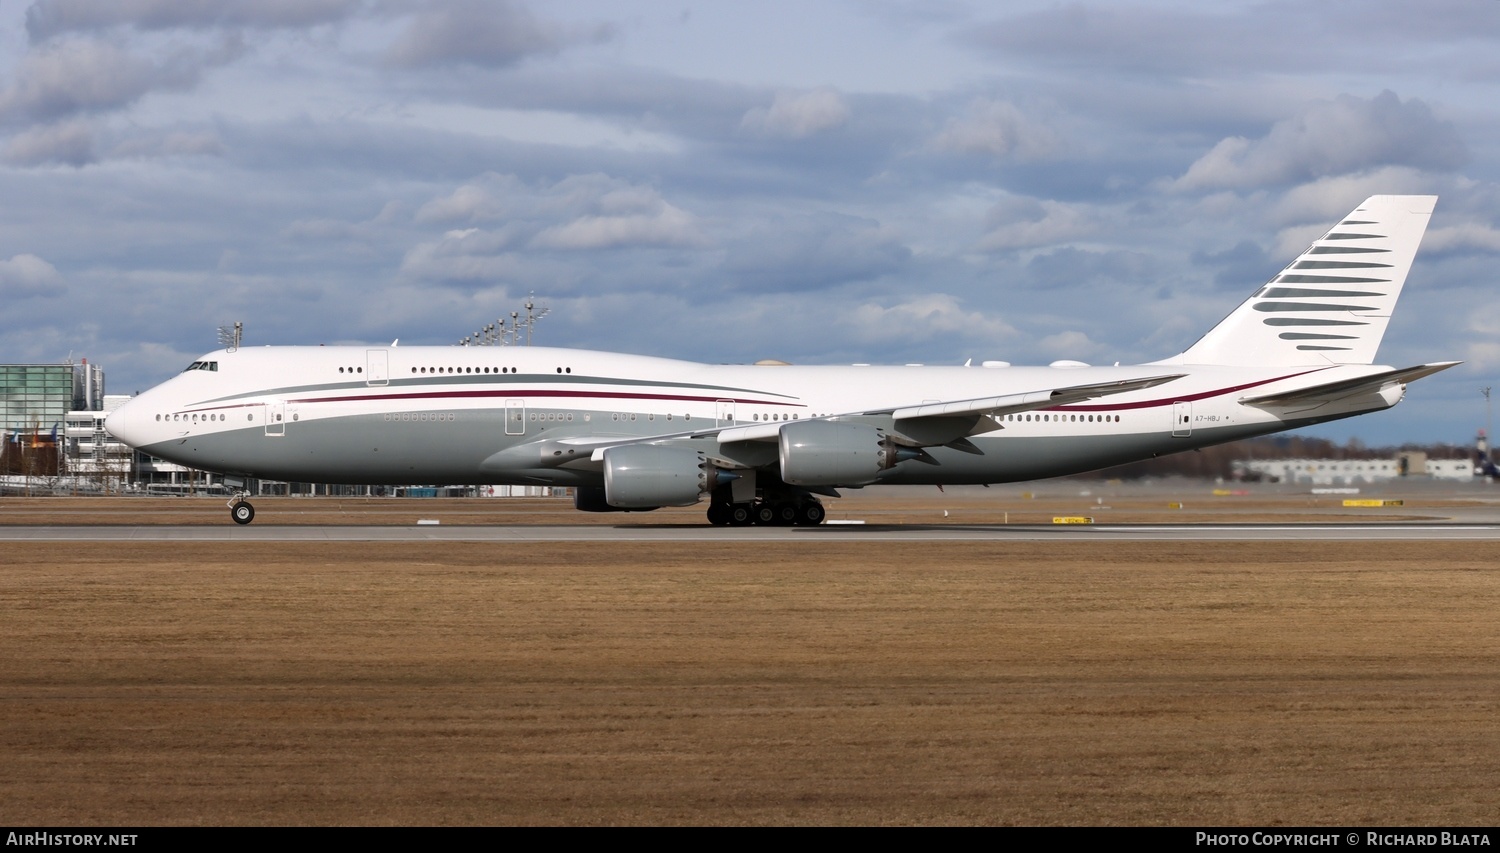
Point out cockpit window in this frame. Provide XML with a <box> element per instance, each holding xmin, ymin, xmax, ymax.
<box><xmin>183</xmin><ymin>361</ymin><xmax>219</xmax><ymax>372</ymax></box>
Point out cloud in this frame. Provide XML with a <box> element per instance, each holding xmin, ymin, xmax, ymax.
<box><xmin>724</xmin><ymin>213</ymin><xmax>910</xmax><ymax>292</ymax></box>
<box><xmin>740</xmin><ymin>88</ymin><xmax>851</xmax><ymax>138</ymax></box>
<box><xmin>1171</xmin><ymin>91</ymin><xmax>1467</xmax><ymax>192</ymax></box>
<box><xmin>975</xmin><ymin>196</ymin><xmax>1090</xmax><ymax>251</ymax></box>
<box><xmin>384</xmin><ymin>0</ymin><xmax>611</xmax><ymax>69</ymax></box>
<box><xmin>397</xmin><ymin>173</ymin><xmax>708</xmax><ymax>286</ymax></box>
<box><xmin>530</xmin><ymin>201</ymin><xmax>703</xmax><ymax>250</ymax></box>
<box><xmin>1424</xmin><ymin>223</ymin><xmax>1500</xmax><ymax>254</ymax></box>
<box><xmin>965</xmin><ymin>2</ymin><xmax>1500</xmax><ymax>79</ymax></box>
<box><xmin>1461</xmin><ymin>340</ymin><xmax>1500</xmax><ymax>372</ymax></box>
<box><xmin>1022</xmin><ymin>246</ymin><xmax>1161</xmax><ymax>292</ymax></box>
<box><xmin>0</xmin><ymin>37</ymin><xmax>232</xmax><ymax>124</ymax></box>
<box><xmin>397</xmin><ymin>229</ymin><xmax>526</xmax><ymax>285</ymax></box>
<box><xmin>932</xmin><ymin>98</ymin><xmax>1060</xmax><ymax>162</ymax></box>
<box><xmin>1036</xmin><ymin>329</ymin><xmax>1097</xmax><ymax>360</ymax></box>
<box><xmin>108</xmin><ymin>129</ymin><xmax>225</xmax><ymax>159</ymax></box>
<box><xmin>1190</xmin><ymin>239</ymin><xmax>1276</xmax><ymax>293</ymax></box>
<box><xmin>0</xmin><ymin>39</ymin><xmax>165</xmax><ymax>122</ymax></box>
<box><xmin>24</xmin><ymin>0</ymin><xmax>363</xmax><ymax>40</ymax></box>
<box><xmin>414</xmin><ymin>173</ymin><xmax>707</xmax><ymax>252</ymax></box>
<box><xmin>1</xmin><ymin>119</ymin><xmax>94</xmax><ymax>166</ymax></box>
<box><xmin>414</xmin><ymin>173</ymin><xmax>529</xmax><ymax>224</ymax></box>
<box><xmin>0</xmin><ymin>254</ymin><xmax>66</xmax><ymax>297</ymax></box>
<box><xmin>847</xmin><ymin>294</ymin><xmax>1016</xmax><ymax>345</ymax></box>
<box><xmin>529</xmin><ymin>179</ymin><xmax>706</xmax><ymax>250</ymax></box>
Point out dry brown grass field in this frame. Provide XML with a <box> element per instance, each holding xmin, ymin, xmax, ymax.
<box><xmin>2</xmin><ymin>495</ymin><xmax>1499</xmax><ymax>825</ymax></box>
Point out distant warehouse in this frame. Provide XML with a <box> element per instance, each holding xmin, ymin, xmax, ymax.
<box><xmin>1235</xmin><ymin>453</ymin><xmax>1475</xmax><ymax>485</ymax></box>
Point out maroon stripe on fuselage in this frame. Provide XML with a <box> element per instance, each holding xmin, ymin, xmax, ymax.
<box><xmin>286</xmin><ymin>388</ymin><xmax>808</xmax><ymax>408</ymax></box>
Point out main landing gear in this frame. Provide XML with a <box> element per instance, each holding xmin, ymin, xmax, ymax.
<box><xmin>706</xmin><ymin>498</ymin><xmax>826</xmax><ymax>526</ymax></box>
<box><xmin>228</xmin><ymin>494</ymin><xmax>255</xmax><ymax>525</ymax></box>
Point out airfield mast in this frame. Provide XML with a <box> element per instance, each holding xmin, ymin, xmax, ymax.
<box><xmin>459</xmin><ymin>295</ymin><xmax>549</xmax><ymax>347</ymax></box>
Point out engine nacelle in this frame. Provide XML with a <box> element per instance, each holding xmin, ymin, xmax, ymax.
<box><xmin>602</xmin><ymin>444</ymin><xmax>717</xmax><ymax>508</ymax></box>
<box><xmin>574</xmin><ymin>485</ymin><xmax>657</xmax><ymax>513</ymax></box>
<box><xmin>778</xmin><ymin>420</ymin><xmax>910</xmax><ymax>486</ymax></box>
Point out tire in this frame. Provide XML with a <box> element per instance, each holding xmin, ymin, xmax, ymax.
<box><xmin>753</xmin><ymin>503</ymin><xmax>776</xmax><ymax>525</ymax></box>
<box><xmin>796</xmin><ymin>502</ymin><xmax>826</xmax><ymax>526</ymax></box>
<box><xmin>772</xmin><ymin>502</ymin><xmax>799</xmax><ymax>526</ymax></box>
<box><xmin>706</xmin><ymin>503</ymin><xmax>730</xmax><ymax>526</ymax></box>
<box><xmin>728</xmin><ymin>504</ymin><xmax>754</xmax><ymax>526</ymax></box>
<box><xmin>231</xmin><ymin>502</ymin><xmax>255</xmax><ymax>525</ymax></box>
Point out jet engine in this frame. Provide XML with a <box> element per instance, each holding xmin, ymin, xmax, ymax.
<box><xmin>574</xmin><ymin>486</ymin><xmax>653</xmax><ymax>513</ymax></box>
<box><xmin>602</xmin><ymin>444</ymin><xmax>729</xmax><ymax>509</ymax></box>
<box><xmin>778</xmin><ymin>420</ymin><xmax>923</xmax><ymax>486</ymax></box>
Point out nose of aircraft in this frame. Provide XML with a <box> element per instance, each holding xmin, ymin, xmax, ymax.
<box><xmin>104</xmin><ymin>401</ymin><xmax>141</xmax><ymax>447</ymax></box>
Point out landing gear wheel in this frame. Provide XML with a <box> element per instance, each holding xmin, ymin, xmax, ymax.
<box><xmin>771</xmin><ymin>502</ymin><xmax>799</xmax><ymax>526</ymax></box>
<box><xmin>706</xmin><ymin>503</ymin><xmax>731</xmax><ymax>526</ymax></box>
<box><xmin>230</xmin><ymin>501</ymin><xmax>255</xmax><ymax>525</ymax></box>
<box><xmin>796</xmin><ymin>502</ymin><xmax>826</xmax><ymax>526</ymax></box>
<box><xmin>753</xmin><ymin>503</ymin><xmax>777</xmax><ymax>525</ymax></box>
<box><xmin>728</xmin><ymin>504</ymin><xmax>754</xmax><ymax>526</ymax></box>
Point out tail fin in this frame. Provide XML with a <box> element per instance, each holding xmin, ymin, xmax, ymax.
<box><xmin>1172</xmin><ymin>195</ymin><xmax>1437</xmax><ymax>367</ymax></box>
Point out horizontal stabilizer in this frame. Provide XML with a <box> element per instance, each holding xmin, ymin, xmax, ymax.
<box><xmin>1239</xmin><ymin>361</ymin><xmax>1460</xmax><ymax>407</ymax></box>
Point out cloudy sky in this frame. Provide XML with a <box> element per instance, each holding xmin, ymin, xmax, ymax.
<box><xmin>2</xmin><ymin>0</ymin><xmax>1499</xmax><ymax>445</ymax></box>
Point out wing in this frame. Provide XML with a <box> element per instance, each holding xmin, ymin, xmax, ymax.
<box><xmin>717</xmin><ymin>372</ymin><xmax>1184</xmax><ymax>450</ymax></box>
<box><xmin>478</xmin><ymin>372</ymin><xmax>1185</xmax><ymax>475</ymax></box>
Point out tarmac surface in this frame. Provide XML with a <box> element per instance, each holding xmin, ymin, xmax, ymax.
<box><xmin>5</xmin><ymin>478</ymin><xmax>1500</xmax><ymax>539</ymax></box>
<box><xmin>6</xmin><ymin>521</ymin><xmax>1500</xmax><ymax>540</ymax></box>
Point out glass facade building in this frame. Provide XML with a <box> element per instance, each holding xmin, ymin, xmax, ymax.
<box><xmin>1</xmin><ymin>363</ymin><xmax>95</xmax><ymax>436</ymax></box>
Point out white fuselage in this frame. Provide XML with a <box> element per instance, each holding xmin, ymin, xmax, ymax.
<box><xmin>104</xmin><ymin>344</ymin><xmax>1403</xmax><ymax>489</ymax></box>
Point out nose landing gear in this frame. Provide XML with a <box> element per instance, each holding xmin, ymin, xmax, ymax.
<box><xmin>228</xmin><ymin>494</ymin><xmax>255</xmax><ymax>525</ymax></box>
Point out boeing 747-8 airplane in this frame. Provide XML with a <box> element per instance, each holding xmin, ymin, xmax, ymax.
<box><xmin>105</xmin><ymin>195</ymin><xmax>1456</xmax><ymax>525</ymax></box>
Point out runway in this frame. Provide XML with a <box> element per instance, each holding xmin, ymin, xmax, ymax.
<box><xmin>8</xmin><ymin>521</ymin><xmax>1500</xmax><ymax>541</ymax></box>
